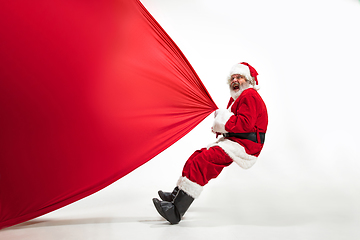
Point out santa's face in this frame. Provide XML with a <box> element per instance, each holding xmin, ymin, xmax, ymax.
<box><xmin>230</xmin><ymin>74</ymin><xmax>246</xmax><ymax>93</ymax></box>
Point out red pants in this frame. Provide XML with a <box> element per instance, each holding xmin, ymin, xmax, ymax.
<box><xmin>182</xmin><ymin>146</ymin><xmax>233</xmax><ymax>186</ymax></box>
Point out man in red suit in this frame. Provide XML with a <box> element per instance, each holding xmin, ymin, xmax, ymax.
<box><xmin>153</xmin><ymin>62</ymin><xmax>268</xmax><ymax>224</ymax></box>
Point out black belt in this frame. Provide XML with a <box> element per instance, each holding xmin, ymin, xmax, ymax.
<box><xmin>223</xmin><ymin>132</ymin><xmax>265</xmax><ymax>144</ymax></box>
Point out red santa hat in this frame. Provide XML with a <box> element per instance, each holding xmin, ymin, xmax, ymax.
<box><xmin>227</xmin><ymin>62</ymin><xmax>259</xmax><ymax>87</ymax></box>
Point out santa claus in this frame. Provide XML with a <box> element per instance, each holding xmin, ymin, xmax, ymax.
<box><xmin>153</xmin><ymin>62</ymin><xmax>268</xmax><ymax>224</ymax></box>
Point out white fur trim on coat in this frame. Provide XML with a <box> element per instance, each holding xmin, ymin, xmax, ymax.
<box><xmin>177</xmin><ymin>176</ymin><xmax>203</xmax><ymax>199</ymax></box>
<box><xmin>207</xmin><ymin>137</ymin><xmax>257</xmax><ymax>169</ymax></box>
<box><xmin>212</xmin><ymin>108</ymin><xmax>233</xmax><ymax>133</ymax></box>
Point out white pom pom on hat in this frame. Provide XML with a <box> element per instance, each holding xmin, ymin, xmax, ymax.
<box><xmin>227</xmin><ymin>62</ymin><xmax>259</xmax><ymax>87</ymax></box>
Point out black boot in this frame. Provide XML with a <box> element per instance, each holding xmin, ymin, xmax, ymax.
<box><xmin>158</xmin><ymin>186</ymin><xmax>179</xmax><ymax>202</ymax></box>
<box><xmin>153</xmin><ymin>189</ymin><xmax>194</xmax><ymax>224</ymax></box>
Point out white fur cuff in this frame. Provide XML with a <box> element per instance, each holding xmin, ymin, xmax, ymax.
<box><xmin>212</xmin><ymin>108</ymin><xmax>233</xmax><ymax>133</ymax></box>
<box><xmin>208</xmin><ymin>138</ymin><xmax>258</xmax><ymax>169</ymax></box>
<box><xmin>177</xmin><ymin>176</ymin><xmax>203</xmax><ymax>199</ymax></box>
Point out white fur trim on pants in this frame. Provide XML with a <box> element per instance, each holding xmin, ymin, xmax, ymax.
<box><xmin>207</xmin><ymin>137</ymin><xmax>257</xmax><ymax>169</ymax></box>
<box><xmin>177</xmin><ymin>176</ymin><xmax>203</xmax><ymax>199</ymax></box>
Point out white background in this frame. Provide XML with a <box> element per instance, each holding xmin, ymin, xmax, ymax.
<box><xmin>2</xmin><ymin>0</ymin><xmax>360</xmax><ymax>239</ymax></box>
<box><xmin>140</xmin><ymin>0</ymin><xmax>360</xmax><ymax>187</ymax></box>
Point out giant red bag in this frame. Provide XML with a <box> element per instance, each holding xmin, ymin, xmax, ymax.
<box><xmin>0</xmin><ymin>0</ymin><xmax>217</xmax><ymax>229</ymax></box>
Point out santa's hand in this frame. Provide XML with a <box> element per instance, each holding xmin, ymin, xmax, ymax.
<box><xmin>211</xmin><ymin>127</ymin><xmax>221</xmax><ymax>138</ymax></box>
<box><xmin>214</xmin><ymin>108</ymin><xmax>223</xmax><ymax>118</ymax></box>
<box><xmin>212</xmin><ymin>108</ymin><xmax>234</xmax><ymax>133</ymax></box>
<box><xmin>211</xmin><ymin>127</ymin><xmax>217</xmax><ymax>134</ymax></box>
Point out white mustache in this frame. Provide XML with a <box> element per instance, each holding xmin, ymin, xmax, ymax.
<box><xmin>231</xmin><ymin>82</ymin><xmax>240</xmax><ymax>88</ymax></box>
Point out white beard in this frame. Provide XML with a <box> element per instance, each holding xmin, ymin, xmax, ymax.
<box><xmin>230</xmin><ymin>81</ymin><xmax>252</xmax><ymax>100</ymax></box>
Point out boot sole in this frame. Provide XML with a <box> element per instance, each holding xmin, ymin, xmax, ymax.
<box><xmin>152</xmin><ymin>198</ymin><xmax>180</xmax><ymax>224</ymax></box>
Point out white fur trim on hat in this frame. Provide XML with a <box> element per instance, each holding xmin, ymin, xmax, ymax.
<box><xmin>227</xmin><ymin>63</ymin><xmax>252</xmax><ymax>84</ymax></box>
<box><xmin>177</xmin><ymin>176</ymin><xmax>203</xmax><ymax>199</ymax></box>
<box><xmin>207</xmin><ymin>137</ymin><xmax>258</xmax><ymax>169</ymax></box>
<box><xmin>212</xmin><ymin>108</ymin><xmax>234</xmax><ymax>133</ymax></box>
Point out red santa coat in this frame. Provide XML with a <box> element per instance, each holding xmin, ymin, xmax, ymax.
<box><xmin>210</xmin><ymin>88</ymin><xmax>268</xmax><ymax>169</ymax></box>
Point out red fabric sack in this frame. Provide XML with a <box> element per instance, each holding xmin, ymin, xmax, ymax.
<box><xmin>0</xmin><ymin>0</ymin><xmax>217</xmax><ymax>229</ymax></box>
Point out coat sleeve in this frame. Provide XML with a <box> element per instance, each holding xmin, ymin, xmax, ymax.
<box><xmin>225</xmin><ymin>93</ymin><xmax>257</xmax><ymax>133</ymax></box>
